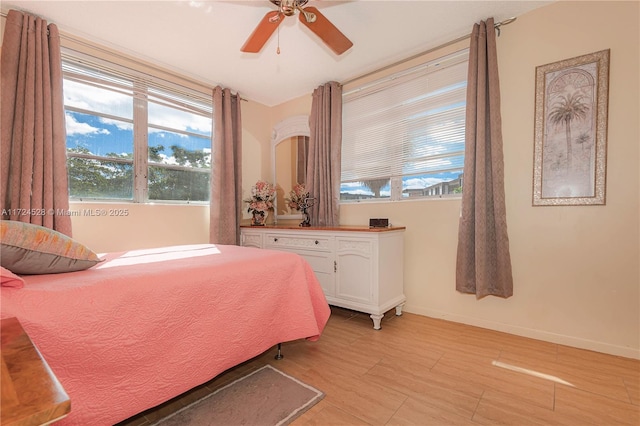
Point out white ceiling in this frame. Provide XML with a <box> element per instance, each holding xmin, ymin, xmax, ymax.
<box><xmin>2</xmin><ymin>0</ymin><xmax>551</xmax><ymax>106</ymax></box>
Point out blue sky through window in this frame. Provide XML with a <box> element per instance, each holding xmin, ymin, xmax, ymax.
<box><xmin>66</xmin><ymin>111</ymin><xmax>211</xmax><ymax>165</ymax></box>
<box><xmin>66</xmin><ymin>111</ymin><xmax>133</xmax><ymax>157</ymax></box>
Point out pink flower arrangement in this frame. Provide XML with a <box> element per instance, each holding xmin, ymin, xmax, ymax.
<box><xmin>285</xmin><ymin>183</ymin><xmax>309</xmax><ymax>211</ymax></box>
<box><xmin>244</xmin><ymin>180</ymin><xmax>276</xmax><ymax>213</ymax></box>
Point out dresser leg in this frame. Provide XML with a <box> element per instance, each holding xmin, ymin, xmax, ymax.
<box><xmin>370</xmin><ymin>314</ymin><xmax>384</xmax><ymax>330</ymax></box>
<box><xmin>395</xmin><ymin>303</ymin><xmax>405</xmax><ymax>316</ymax></box>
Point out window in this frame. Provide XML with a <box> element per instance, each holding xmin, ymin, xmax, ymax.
<box><xmin>62</xmin><ymin>51</ymin><xmax>212</xmax><ymax>203</ymax></box>
<box><xmin>341</xmin><ymin>49</ymin><xmax>468</xmax><ymax>201</ymax></box>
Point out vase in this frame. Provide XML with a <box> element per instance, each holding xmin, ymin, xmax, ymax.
<box><xmin>251</xmin><ymin>210</ymin><xmax>267</xmax><ymax>226</ymax></box>
<box><xmin>300</xmin><ymin>207</ymin><xmax>311</xmax><ymax>227</ymax></box>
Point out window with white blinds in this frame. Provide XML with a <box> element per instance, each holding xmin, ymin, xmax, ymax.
<box><xmin>61</xmin><ymin>48</ymin><xmax>213</xmax><ymax>203</ymax></box>
<box><xmin>341</xmin><ymin>49</ymin><xmax>469</xmax><ymax>201</ymax></box>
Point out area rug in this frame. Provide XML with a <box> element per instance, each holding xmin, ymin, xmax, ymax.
<box><xmin>153</xmin><ymin>365</ymin><xmax>324</xmax><ymax>426</ymax></box>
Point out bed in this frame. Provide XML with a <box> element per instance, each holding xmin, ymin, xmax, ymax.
<box><xmin>0</xmin><ymin>242</ymin><xmax>331</xmax><ymax>425</ymax></box>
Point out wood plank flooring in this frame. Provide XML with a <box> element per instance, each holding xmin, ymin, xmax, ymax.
<box><xmin>117</xmin><ymin>307</ymin><xmax>640</xmax><ymax>425</ymax></box>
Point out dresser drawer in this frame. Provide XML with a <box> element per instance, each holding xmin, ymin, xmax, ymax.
<box><xmin>241</xmin><ymin>232</ymin><xmax>262</xmax><ymax>248</ymax></box>
<box><xmin>264</xmin><ymin>233</ymin><xmax>332</xmax><ymax>252</ymax></box>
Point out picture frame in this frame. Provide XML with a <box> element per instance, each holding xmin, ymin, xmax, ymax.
<box><xmin>532</xmin><ymin>49</ymin><xmax>610</xmax><ymax>206</ymax></box>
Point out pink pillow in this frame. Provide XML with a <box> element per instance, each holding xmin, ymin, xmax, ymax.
<box><xmin>1</xmin><ymin>266</ymin><xmax>24</xmax><ymax>288</ymax></box>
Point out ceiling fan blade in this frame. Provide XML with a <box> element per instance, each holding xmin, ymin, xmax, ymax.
<box><xmin>241</xmin><ymin>11</ymin><xmax>284</xmax><ymax>53</ymax></box>
<box><xmin>298</xmin><ymin>6</ymin><xmax>353</xmax><ymax>55</ymax></box>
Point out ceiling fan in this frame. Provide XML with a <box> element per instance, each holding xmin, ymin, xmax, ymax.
<box><xmin>241</xmin><ymin>0</ymin><xmax>353</xmax><ymax>55</ymax></box>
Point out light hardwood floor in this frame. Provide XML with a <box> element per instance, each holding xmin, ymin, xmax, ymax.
<box><xmin>118</xmin><ymin>306</ymin><xmax>640</xmax><ymax>425</ymax></box>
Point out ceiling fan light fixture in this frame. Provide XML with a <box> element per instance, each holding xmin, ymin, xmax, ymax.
<box><xmin>299</xmin><ymin>8</ymin><xmax>317</xmax><ymax>23</ymax></box>
<box><xmin>271</xmin><ymin>0</ymin><xmax>308</xmax><ymax>16</ymax></box>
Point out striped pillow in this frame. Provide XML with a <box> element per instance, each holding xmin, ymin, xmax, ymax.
<box><xmin>0</xmin><ymin>220</ymin><xmax>103</xmax><ymax>275</ymax></box>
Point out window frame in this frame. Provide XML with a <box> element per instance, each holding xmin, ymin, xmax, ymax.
<box><xmin>61</xmin><ymin>45</ymin><xmax>213</xmax><ymax>205</ymax></box>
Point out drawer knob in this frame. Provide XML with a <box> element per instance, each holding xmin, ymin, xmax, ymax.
<box><xmin>315</xmin><ymin>240</ymin><xmax>319</xmax><ymax>245</ymax></box>
<box><xmin>274</xmin><ymin>238</ymin><xmax>278</xmax><ymax>242</ymax></box>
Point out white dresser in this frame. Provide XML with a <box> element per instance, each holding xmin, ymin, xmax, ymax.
<box><xmin>240</xmin><ymin>225</ymin><xmax>405</xmax><ymax>329</ymax></box>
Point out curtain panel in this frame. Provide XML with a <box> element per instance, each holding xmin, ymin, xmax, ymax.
<box><xmin>1</xmin><ymin>9</ymin><xmax>72</xmax><ymax>235</ymax></box>
<box><xmin>209</xmin><ymin>86</ymin><xmax>242</xmax><ymax>245</ymax></box>
<box><xmin>455</xmin><ymin>18</ymin><xmax>513</xmax><ymax>299</ymax></box>
<box><xmin>306</xmin><ymin>81</ymin><xmax>342</xmax><ymax>227</ymax></box>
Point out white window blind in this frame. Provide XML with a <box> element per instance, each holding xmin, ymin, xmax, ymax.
<box><xmin>61</xmin><ymin>48</ymin><xmax>213</xmax><ymax>114</ymax></box>
<box><xmin>341</xmin><ymin>49</ymin><xmax>469</xmax><ymax>200</ymax></box>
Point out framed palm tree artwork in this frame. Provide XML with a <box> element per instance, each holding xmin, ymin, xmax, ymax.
<box><xmin>533</xmin><ymin>49</ymin><xmax>610</xmax><ymax>206</ymax></box>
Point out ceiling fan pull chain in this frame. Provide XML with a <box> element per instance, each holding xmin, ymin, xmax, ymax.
<box><xmin>277</xmin><ymin>25</ymin><xmax>281</xmax><ymax>54</ymax></box>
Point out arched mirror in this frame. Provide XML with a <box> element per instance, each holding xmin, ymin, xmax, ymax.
<box><xmin>271</xmin><ymin>115</ymin><xmax>310</xmax><ymax>221</ymax></box>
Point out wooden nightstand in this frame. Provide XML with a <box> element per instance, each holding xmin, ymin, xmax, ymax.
<box><xmin>1</xmin><ymin>317</ymin><xmax>70</xmax><ymax>425</ymax></box>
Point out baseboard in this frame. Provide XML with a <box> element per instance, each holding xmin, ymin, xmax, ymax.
<box><xmin>404</xmin><ymin>305</ymin><xmax>640</xmax><ymax>360</ymax></box>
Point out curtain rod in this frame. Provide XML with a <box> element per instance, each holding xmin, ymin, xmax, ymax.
<box><xmin>341</xmin><ymin>17</ymin><xmax>516</xmax><ymax>87</ymax></box>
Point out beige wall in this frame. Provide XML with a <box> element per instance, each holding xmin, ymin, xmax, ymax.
<box><xmin>68</xmin><ymin>202</ymin><xmax>209</xmax><ymax>253</ymax></box>
<box><xmin>241</xmin><ymin>99</ymin><xmax>273</xmax><ymax>211</ymax></box>
<box><xmin>68</xmin><ymin>1</ymin><xmax>638</xmax><ymax>357</ymax></box>
<box><xmin>339</xmin><ymin>0</ymin><xmax>639</xmax><ymax>358</ymax></box>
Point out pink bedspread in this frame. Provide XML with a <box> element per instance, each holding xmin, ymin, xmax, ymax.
<box><xmin>0</xmin><ymin>244</ymin><xmax>330</xmax><ymax>425</ymax></box>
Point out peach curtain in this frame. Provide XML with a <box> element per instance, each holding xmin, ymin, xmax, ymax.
<box><xmin>456</xmin><ymin>18</ymin><xmax>513</xmax><ymax>299</ymax></box>
<box><xmin>209</xmin><ymin>86</ymin><xmax>242</xmax><ymax>245</ymax></box>
<box><xmin>306</xmin><ymin>81</ymin><xmax>342</xmax><ymax>226</ymax></box>
<box><xmin>1</xmin><ymin>10</ymin><xmax>72</xmax><ymax>235</ymax></box>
